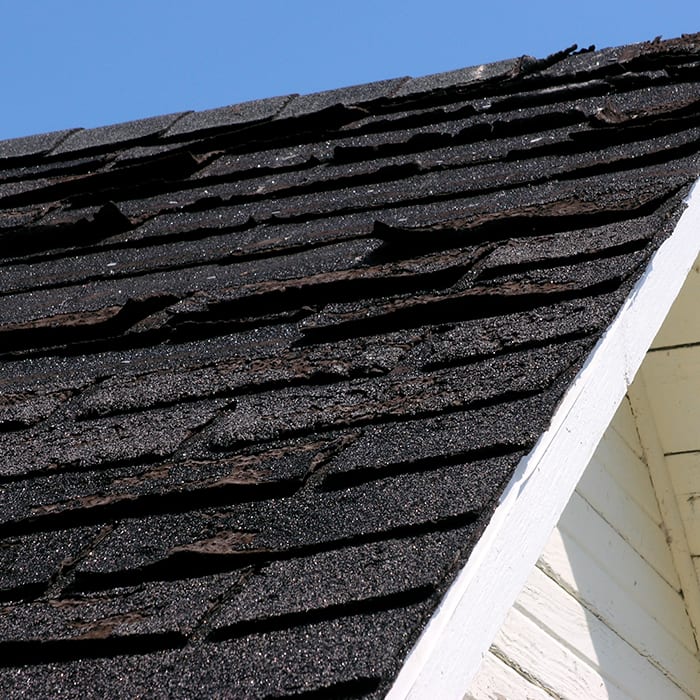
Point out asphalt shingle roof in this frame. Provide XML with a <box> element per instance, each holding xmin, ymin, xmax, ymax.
<box><xmin>0</xmin><ymin>33</ymin><xmax>699</xmax><ymax>699</ymax></box>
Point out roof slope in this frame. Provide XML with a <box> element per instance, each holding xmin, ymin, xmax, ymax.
<box><xmin>0</xmin><ymin>34</ymin><xmax>699</xmax><ymax>699</ymax></box>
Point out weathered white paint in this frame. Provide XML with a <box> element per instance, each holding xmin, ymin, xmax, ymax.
<box><xmin>490</xmin><ymin>606</ymin><xmax>629</xmax><ymax>700</ymax></box>
<box><xmin>665</xmin><ymin>452</ymin><xmax>700</xmax><ymax>497</ymax></box>
<box><xmin>628</xmin><ymin>374</ymin><xmax>700</xmax><ymax>647</ymax></box>
<box><xmin>650</xmin><ymin>257</ymin><xmax>700</xmax><ymax>349</ymax></box>
<box><xmin>549</xmin><ymin>496</ymin><xmax>694</xmax><ymax>652</ymax></box>
<box><xmin>465</xmin><ymin>651</ymin><xmax>552</xmax><ymax>700</ymax></box>
<box><xmin>665</xmin><ymin>451</ymin><xmax>700</xmax><ymax>556</ymax></box>
<box><xmin>468</xmin><ymin>405</ymin><xmax>700</xmax><ymax>699</ymax></box>
<box><xmin>612</xmin><ymin>395</ymin><xmax>645</xmax><ymax>460</ymax></box>
<box><xmin>642</xmin><ymin>345</ymin><xmax>700</xmax><ymax>454</ymax></box>
<box><xmin>512</xmin><ymin>568</ymin><xmax>688</xmax><ymax>700</ymax></box>
<box><xmin>586</xmin><ymin>419</ymin><xmax>662</xmax><ymax>525</ymax></box>
<box><xmin>576</xmin><ymin>452</ymin><xmax>679</xmax><ymax>589</ymax></box>
<box><xmin>387</xmin><ymin>179</ymin><xmax>700</xmax><ymax>700</ymax></box>
<box><xmin>632</xmin><ymin>250</ymin><xmax>700</xmax><ymax>644</ymax></box>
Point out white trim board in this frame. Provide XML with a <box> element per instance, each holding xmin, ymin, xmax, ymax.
<box><xmin>386</xmin><ymin>178</ymin><xmax>700</xmax><ymax>700</ymax></box>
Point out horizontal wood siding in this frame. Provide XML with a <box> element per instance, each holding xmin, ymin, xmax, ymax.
<box><xmin>639</xmin><ymin>253</ymin><xmax>700</xmax><ymax>644</ymax></box>
<box><xmin>465</xmin><ymin>652</ymin><xmax>552</xmax><ymax>700</ymax></box>
<box><xmin>643</xmin><ymin>346</ymin><xmax>700</xmax><ymax>454</ymax></box>
<box><xmin>650</xmin><ymin>260</ymin><xmax>700</xmax><ymax>350</ymax></box>
<box><xmin>467</xmin><ymin>399</ymin><xmax>700</xmax><ymax>699</ymax></box>
<box><xmin>664</xmin><ymin>452</ymin><xmax>700</xmax><ymax>556</ymax></box>
<box><xmin>661</xmin><ymin>450</ymin><xmax>700</xmax><ymax>611</ymax></box>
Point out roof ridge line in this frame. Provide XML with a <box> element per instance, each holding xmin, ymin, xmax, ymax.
<box><xmin>1</xmin><ymin>32</ymin><xmax>696</xmax><ymax>163</ymax></box>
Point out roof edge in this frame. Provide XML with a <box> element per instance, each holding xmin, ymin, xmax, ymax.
<box><xmin>386</xmin><ymin>176</ymin><xmax>700</xmax><ymax>700</ymax></box>
<box><xmin>2</xmin><ymin>33</ymin><xmax>698</xmax><ymax>160</ymax></box>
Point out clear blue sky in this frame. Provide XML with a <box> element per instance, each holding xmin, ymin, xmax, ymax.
<box><xmin>0</xmin><ymin>1</ymin><xmax>697</xmax><ymax>140</ymax></box>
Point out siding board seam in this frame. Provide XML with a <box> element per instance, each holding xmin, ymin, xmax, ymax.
<box><xmin>628</xmin><ymin>374</ymin><xmax>700</xmax><ymax>656</ymax></box>
<box><xmin>573</xmin><ymin>485</ymin><xmax>680</xmax><ymax>591</ymax></box>
<box><xmin>532</xmin><ymin>557</ymin><xmax>693</xmax><ymax>696</ymax></box>
<box><xmin>510</xmin><ymin>596</ymin><xmax>623</xmax><ymax>681</ymax></box>
<box><xmin>601</xmin><ymin>428</ymin><xmax>665</xmax><ymax>525</ymax></box>
<box><xmin>488</xmin><ymin>643</ymin><xmax>565</xmax><ymax>700</ymax></box>
<box><xmin>550</xmin><ymin>500</ymin><xmax>689</xmax><ymax>640</ymax></box>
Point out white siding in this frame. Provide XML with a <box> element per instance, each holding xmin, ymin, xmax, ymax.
<box><xmin>641</xmin><ymin>252</ymin><xmax>700</xmax><ymax>638</ymax></box>
<box><xmin>644</xmin><ymin>346</ymin><xmax>700</xmax><ymax>574</ymax></box>
<box><xmin>467</xmin><ymin>398</ymin><xmax>700</xmax><ymax>699</ymax></box>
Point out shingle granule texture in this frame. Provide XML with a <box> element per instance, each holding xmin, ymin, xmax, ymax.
<box><xmin>0</xmin><ymin>33</ymin><xmax>699</xmax><ymax>699</ymax></box>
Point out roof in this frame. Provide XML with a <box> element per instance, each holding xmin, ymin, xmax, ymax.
<box><xmin>0</xmin><ymin>33</ymin><xmax>699</xmax><ymax>699</ymax></box>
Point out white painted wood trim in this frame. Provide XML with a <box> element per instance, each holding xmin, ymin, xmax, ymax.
<box><xmin>386</xmin><ymin>179</ymin><xmax>700</xmax><ymax>700</ymax></box>
<box><xmin>627</xmin><ymin>372</ymin><xmax>700</xmax><ymax>650</ymax></box>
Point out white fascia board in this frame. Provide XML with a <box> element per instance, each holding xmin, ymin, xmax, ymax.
<box><xmin>387</xmin><ymin>179</ymin><xmax>700</xmax><ymax>700</ymax></box>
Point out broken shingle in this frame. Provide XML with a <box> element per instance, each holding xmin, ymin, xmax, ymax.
<box><xmin>0</xmin><ymin>32</ymin><xmax>698</xmax><ymax>700</ymax></box>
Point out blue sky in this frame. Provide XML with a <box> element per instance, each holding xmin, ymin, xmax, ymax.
<box><xmin>0</xmin><ymin>1</ymin><xmax>697</xmax><ymax>140</ymax></box>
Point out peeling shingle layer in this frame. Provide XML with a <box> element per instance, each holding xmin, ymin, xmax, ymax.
<box><xmin>0</xmin><ymin>34</ymin><xmax>699</xmax><ymax>699</ymax></box>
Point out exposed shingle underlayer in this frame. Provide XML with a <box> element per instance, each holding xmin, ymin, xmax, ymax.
<box><xmin>0</xmin><ymin>34</ymin><xmax>699</xmax><ymax>699</ymax></box>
